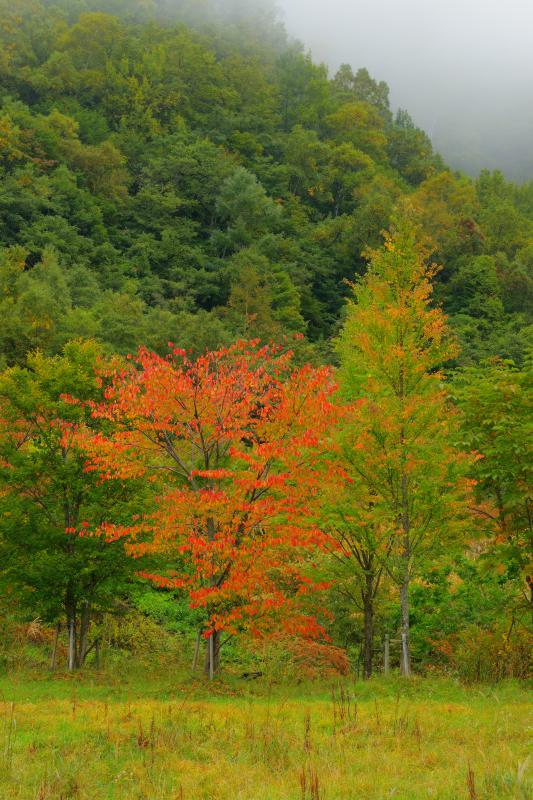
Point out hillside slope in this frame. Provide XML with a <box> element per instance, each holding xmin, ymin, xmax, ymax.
<box><xmin>0</xmin><ymin>0</ymin><xmax>531</xmax><ymax>367</ymax></box>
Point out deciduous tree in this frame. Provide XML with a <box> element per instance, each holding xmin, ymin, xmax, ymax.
<box><xmin>453</xmin><ymin>357</ymin><xmax>532</xmax><ymax>619</ymax></box>
<box><xmin>77</xmin><ymin>340</ymin><xmax>341</xmax><ymax>676</ymax></box>
<box><xmin>335</xmin><ymin>216</ymin><xmax>471</xmax><ymax>674</ymax></box>
<box><xmin>0</xmin><ymin>340</ymin><xmax>141</xmax><ymax>669</ymax></box>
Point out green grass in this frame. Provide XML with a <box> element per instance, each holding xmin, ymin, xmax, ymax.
<box><xmin>0</xmin><ymin>669</ymin><xmax>530</xmax><ymax>799</ymax></box>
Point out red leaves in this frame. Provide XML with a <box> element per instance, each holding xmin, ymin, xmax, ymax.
<box><xmin>78</xmin><ymin>340</ymin><xmax>343</xmax><ymax>639</ymax></box>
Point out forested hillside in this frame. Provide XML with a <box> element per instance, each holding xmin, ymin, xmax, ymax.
<box><xmin>1</xmin><ymin>0</ymin><xmax>531</xmax><ymax>367</ymax></box>
<box><xmin>0</xmin><ymin>0</ymin><xmax>531</xmax><ymax>687</ymax></box>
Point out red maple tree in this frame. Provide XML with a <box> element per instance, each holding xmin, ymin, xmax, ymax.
<box><xmin>76</xmin><ymin>340</ymin><xmax>342</xmax><ymax>675</ymax></box>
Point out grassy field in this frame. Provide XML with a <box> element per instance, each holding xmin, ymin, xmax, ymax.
<box><xmin>0</xmin><ymin>670</ymin><xmax>530</xmax><ymax>800</ymax></box>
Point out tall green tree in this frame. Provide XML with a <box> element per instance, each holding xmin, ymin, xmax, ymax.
<box><xmin>0</xmin><ymin>340</ymin><xmax>143</xmax><ymax>669</ymax></box>
<box><xmin>322</xmin><ymin>475</ymin><xmax>394</xmax><ymax>679</ymax></box>
<box><xmin>335</xmin><ymin>217</ymin><xmax>470</xmax><ymax>674</ymax></box>
<box><xmin>453</xmin><ymin>357</ymin><xmax>533</xmax><ymax>619</ymax></box>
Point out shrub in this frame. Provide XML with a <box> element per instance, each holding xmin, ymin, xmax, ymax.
<box><xmin>447</xmin><ymin>622</ymin><xmax>531</xmax><ymax>682</ymax></box>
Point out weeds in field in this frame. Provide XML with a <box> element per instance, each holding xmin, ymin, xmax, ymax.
<box><xmin>467</xmin><ymin>762</ymin><xmax>478</xmax><ymax>799</ymax></box>
<box><xmin>0</xmin><ymin>675</ymin><xmax>529</xmax><ymax>799</ymax></box>
<box><xmin>299</xmin><ymin>765</ymin><xmax>322</xmax><ymax>800</ymax></box>
<box><xmin>1</xmin><ymin>701</ymin><xmax>16</xmax><ymax>773</ymax></box>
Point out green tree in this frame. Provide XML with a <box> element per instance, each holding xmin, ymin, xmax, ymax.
<box><xmin>325</xmin><ymin>102</ymin><xmax>387</xmax><ymax>162</ymax></box>
<box><xmin>332</xmin><ymin>65</ymin><xmax>391</xmax><ymax>122</ymax></box>
<box><xmin>0</xmin><ymin>340</ymin><xmax>143</xmax><ymax>669</ymax></box>
<box><xmin>335</xmin><ymin>218</ymin><xmax>470</xmax><ymax>674</ymax></box>
<box><xmin>453</xmin><ymin>358</ymin><xmax>533</xmax><ymax>620</ymax></box>
<box><xmin>214</xmin><ymin>166</ymin><xmax>281</xmax><ymax>252</ymax></box>
<box><xmin>276</xmin><ymin>49</ymin><xmax>329</xmax><ymax>132</ymax></box>
<box><xmin>225</xmin><ymin>248</ymin><xmax>305</xmax><ymax>339</ymax></box>
<box><xmin>388</xmin><ymin>109</ymin><xmax>439</xmax><ymax>186</ymax></box>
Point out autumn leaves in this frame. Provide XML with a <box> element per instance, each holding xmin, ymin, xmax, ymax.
<box><xmin>67</xmin><ymin>222</ymin><xmax>469</xmax><ymax>676</ymax></box>
<box><xmin>74</xmin><ymin>341</ymin><xmax>342</xmax><ymax>674</ymax></box>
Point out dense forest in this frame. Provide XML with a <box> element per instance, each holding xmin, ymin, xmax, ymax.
<box><xmin>0</xmin><ymin>0</ymin><xmax>531</xmax><ymax>682</ymax></box>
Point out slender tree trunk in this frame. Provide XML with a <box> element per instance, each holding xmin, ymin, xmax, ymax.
<box><xmin>64</xmin><ymin>493</ymin><xmax>78</xmax><ymax>671</ymax></box>
<box><xmin>399</xmin><ymin>547</ymin><xmax>411</xmax><ymax>676</ymax></box>
<box><xmin>77</xmin><ymin>600</ymin><xmax>91</xmax><ymax>668</ymax></box>
<box><xmin>213</xmin><ymin>631</ymin><xmax>220</xmax><ymax>674</ymax></box>
<box><xmin>50</xmin><ymin>622</ymin><xmax>61</xmax><ymax>671</ymax></box>
<box><xmin>204</xmin><ymin>630</ymin><xmax>221</xmax><ymax>679</ymax></box>
<box><xmin>192</xmin><ymin>630</ymin><xmax>201</xmax><ymax>673</ymax></box>
<box><xmin>67</xmin><ymin>611</ymin><xmax>77</xmax><ymax>672</ymax></box>
<box><xmin>362</xmin><ymin>572</ymin><xmax>374</xmax><ymax>679</ymax></box>
<box><xmin>397</xmin><ymin>362</ymin><xmax>413</xmax><ymax>676</ymax></box>
<box><xmin>399</xmin><ymin>461</ymin><xmax>412</xmax><ymax>676</ymax></box>
<box><xmin>204</xmin><ymin>514</ymin><xmax>222</xmax><ymax>679</ymax></box>
<box><xmin>384</xmin><ymin>634</ymin><xmax>390</xmax><ymax>675</ymax></box>
<box><xmin>527</xmin><ymin>575</ymin><xmax>533</xmax><ymax>627</ymax></box>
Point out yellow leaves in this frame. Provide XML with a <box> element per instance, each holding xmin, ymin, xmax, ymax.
<box><xmin>412</xmin><ymin>576</ymin><xmax>433</xmax><ymax>589</ymax></box>
<box><xmin>307</xmin><ymin>184</ymin><xmax>324</xmax><ymax>197</ymax></box>
<box><xmin>335</xmin><ymin>218</ymin><xmax>471</xmax><ymax>561</ymax></box>
<box><xmin>447</xmin><ymin>572</ymin><xmax>464</xmax><ymax>594</ymax></box>
<box><xmin>0</xmin><ymin>247</ymin><xmax>26</xmax><ymax>298</ymax></box>
<box><xmin>45</xmin><ymin>109</ymin><xmax>80</xmax><ymax>140</ymax></box>
<box><xmin>30</xmin><ymin>314</ymin><xmax>53</xmax><ymax>331</ymax></box>
<box><xmin>0</xmin><ymin>114</ymin><xmax>25</xmax><ymax>164</ymax></box>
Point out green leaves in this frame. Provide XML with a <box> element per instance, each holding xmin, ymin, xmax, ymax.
<box><xmin>0</xmin><ymin>341</ymin><xmax>143</xmax><ymax>629</ymax></box>
<box><xmin>453</xmin><ymin>358</ymin><xmax>532</xmax><ymax>580</ymax></box>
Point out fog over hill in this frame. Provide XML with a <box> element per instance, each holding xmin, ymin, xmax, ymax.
<box><xmin>278</xmin><ymin>0</ymin><xmax>533</xmax><ymax>182</ymax></box>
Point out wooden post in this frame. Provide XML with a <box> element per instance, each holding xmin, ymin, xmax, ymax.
<box><xmin>50</xmin><ymin>622</ymin><xmax>61</xmax><ymax>671</ymax></box>
<box><xmin>191</xmin><ymin>631</ymin><xmax>201</xmax><ymax>673</ymax></box>
<box><xmin>401</xmin><ymin>632</ymin><xmax>410</xmax><ymax>676</ymax></box>
<box><xmin>384</xmin><ymin>634</ymin><xmax>390</xmax><ymax>676</ymax></box>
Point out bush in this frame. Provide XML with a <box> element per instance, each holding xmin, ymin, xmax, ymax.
<box><xmin>94</xmin><ymin>611</ymin><xmax>179</xmax><ymax>660</ymax></box>
<box><xmin>446</xmin><ymin>622</ymin><xmax>531</xmax><ymax>682</ymax></box>
<box><xmin>250</xmin><ymin>635</ymin><xmax>349</xmax><ymax>682</ymax></box>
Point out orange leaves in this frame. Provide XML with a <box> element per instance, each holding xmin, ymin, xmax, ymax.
<box><xmin>65</xmin><ymin>520</ymin><xmax>141</xmax><ymax>543</ymax></box>
<box><xmin>138</xmin><ymin>572</ymin><xmax>188</xmax><ymax>590</ymax></box>
<box><xmin>78</xmin><ymin>340</ymin><xmax>344</xmax><ymax>640</ymax></box>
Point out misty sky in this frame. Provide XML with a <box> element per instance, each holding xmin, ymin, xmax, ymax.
<box><xmin>277</xmin><ymin>0</ymin><xmax>533</xmax><ymax>180</ymax></box>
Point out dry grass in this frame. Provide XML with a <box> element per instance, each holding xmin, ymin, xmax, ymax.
<box><xmin>0</xmin><ymin>673</ymin><xmax>530</xmax><ymax>799</ymax></box>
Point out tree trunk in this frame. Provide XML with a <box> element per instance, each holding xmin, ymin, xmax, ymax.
<box><xmin>400</xmin><ymin>565</ymin><xmax>411</xmax><ymax>676</ymax></box>
<box><xmin>383</xmin><ymin>634</ymin><xmax>390</xmax><ymax>675</ymax></box>
<box><xmin>400</xmin><ymin>465</ymin><xmax>412</xmax><ymax>676</ymax></box>
<box><xmin>50</xmin><ymin>622</ymin><xmax>61</xmax><ymax>671</ymax></box>
<box><xmin>67</xmin><ymin>611</ymin><xmax>77</xmax><ymax>672</ymax></box>
<box><xmin>204</xmin><ymin>630</ymin><xmax>221</xmax><ymax>679</ymax></box>
<box><xmin>204</xmin><ymin>515</ymin><xmax>221</xmax><ymax>679</ymax></box>
<box><xmin>191</xmin><ymin>630</ymin><xmax>201</xmax><ymax>673</ymax></box>
<box><xmin>362</xmin><ymin>572</ymin><xmax>374</xmax><ymax>679</ymax></box>
<box><xmin>77</xmin><ymin>600</ymin><xmax>91</xmax><ymax>668</ymax></box>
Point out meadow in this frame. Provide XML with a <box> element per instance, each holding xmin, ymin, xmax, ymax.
<box><xmin>0</xmin><ymin>670</ymin><xmax>530</xmax><ymax>800</ymax></box>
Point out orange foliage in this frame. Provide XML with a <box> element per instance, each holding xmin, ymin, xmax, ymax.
<box><xmin>283</xmin><ymin>636</ymin><xmax>349</xmax><ymax>679</ymax></box>
<box><xmin>75</xmin><ymin>340</ymin><xmax>344</xmax><ymax>640</ymax></box>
